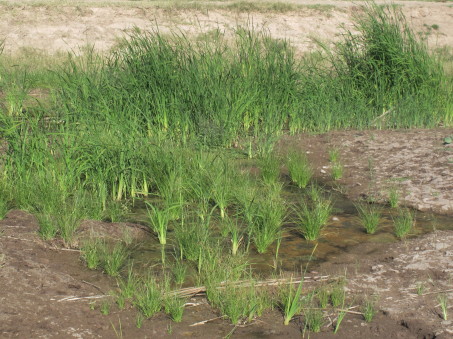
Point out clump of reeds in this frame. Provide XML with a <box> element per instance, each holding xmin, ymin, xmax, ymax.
<box><xmin>294</xmin><ymin>186</ymin><xmax>332</xmax><ymax>241</ymax></box>
<box><xmin>393</xmin><ymin>208</ymin><xmax>415</xmax><ymax>239</ymax></box>
<box><xmin>287</xmin><ymin>151</ymin><xmax>313</xmax><ymax>189</ymax></box>
<box><xmin>80</xmin><ymin>238</ymin><xmax>103</xmax><ymax>270</ymax></box>
<box><xmin>328</xmin><ymin>148</ymin><xmax>344</xmax><ymax>180</ymax></box>
<box><xmin>388</xmin><ymin>186</ymin><xmax>400</xmax><ymax>208</ymax></box>
<box><xmin>250</xmin><ymin>195</ymin><xmax>286</xmax><ymax>254</ymax></box>
<box><xmin>320</xmin><ymin>2</ymin><xmax>449</xmax><ymax>128</ymax></box>
<box><xmin>438</xmin><ymin>294</ymin><xmax>448</xmax><ymax>320</ymax></box>
<box><xmin>355</xmin><ymin>202</ymin><xmax>381</xmax><ymax>234</ymax></box>
<box><xmin>133</xmin><ymin>275</ymin><xmax>162</xmax><ymax>318</ymax></box>
<box><xmin>362</xmin><ymin>298</ymin><xmax>376</xmax><ymax>322</ymax></box>
<box><xmin>259</xmin><ymin>152</ymin><xmax>281</xmax><ymax>186</ymax></box>
<box><xmin>102</xmin><ymin>241</ymin><xmax>129</xmax><ymax>277</ymax></box>
<box><xmin>208</xmin><ymin>283</ymin><xmax>269</xmax><ymax>325</ymax></box>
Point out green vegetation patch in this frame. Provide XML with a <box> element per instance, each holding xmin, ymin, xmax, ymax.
<box><xmin>0</xmin><ymin>1</ymin><xmax>451</xmax><ymax>330</ymax></box>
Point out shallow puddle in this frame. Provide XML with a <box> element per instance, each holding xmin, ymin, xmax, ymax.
<box><xmin>247</xmin><ymin>188</ymin><xmax>453</xmax><ymax>274</ymax></box>
<box><xmin>127</xmin><ymin>188</ymin><xmax>453</xmax><ymax>280</ymax></box>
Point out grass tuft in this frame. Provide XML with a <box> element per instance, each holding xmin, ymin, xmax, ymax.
<box><xmin>259</xmin><ymin>152</ymin><xmax>281</xmax><ymax>186</ymax></box>
<box><xmin>81</xmin><ymin>238</ymin><xmax>103</xmax><ymax>270</ymax></box>
<box><xmin>295</xmin><ymin>188</ymin><xmax>332</xmax><ymax>241</ymax></box>
<box><xmin>146</xmin><ymin>202</ymin><xmax>177</xmax><ymax>245</ymax></box>
<box><xmin>393</xmin><ymin>208</ymin><xmax>415</xmax><ymax>239</ymax></box>
<box><xmin>438</xmin><ymin>294</ymin><xmax>448</xmax><ymax>320</ymax></box>
<box><xmin>164</xmin><ymin>294</ymin><xmax>186</xmax><ymax>323</ymax></box>
<box><xmin>251</xmin><ymin>195</ymin><xmax>286</xmax><ymax>254</ymax></box>
<box><xmin>304</xmin><ymin>307</ymin><xmax>324</xmax><ymax>333</ymax></box>
<box><xmin>102</xmin><ymin>241</ymin><xmax>129</xmax><ymax>277</ymax></box>
<box><xmin>317</xmin><ymin>2</ymin><xmax>451</xmax><ymax>128</ymax></box>
<box><xmin>355</xmin><ymin>202</ymin><xmax>381</xmax><ymax>234</ymax></box>
<box><xmin>362</xmin><ymin>298</ymin><xmax>376</xmax><ymax>323</ymax></box>
<box><xmin>388</xmin><ymin>186</ymin><xmax>400</xmax><ymax>208</ymax></box>
<box><xmin>287</xmin><ymin>151</ymin><xmax>313</xmax><ymax>189</ymax></box>
<box><xmin>134</xmin><ymin>275</ymin><xmax>162</xmax><ymax>318</ymax></box>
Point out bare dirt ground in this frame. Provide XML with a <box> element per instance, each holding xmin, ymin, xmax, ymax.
<box><xmin>279</xmin><ymin>128</ymin><xmax>453</xmax><ymax>215</ymax></box>
<box><xmin>1</xmin><ymin>1</ymin><xmax>453</xmax><ymax>338</ymax></box>
<box><xmin>318</xmin><ymin>230</ymin><xmax>453</xmax><ymax>339</ymax></box>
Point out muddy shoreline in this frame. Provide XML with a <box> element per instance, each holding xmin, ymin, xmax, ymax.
<box><xmin>1</xmin><ymin>208</ymin><xmax>452</xmax><ymax>338</ymax></box>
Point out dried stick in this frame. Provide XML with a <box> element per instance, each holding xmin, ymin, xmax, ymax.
<box><xmin>54</xmin><ymin>295</ymin><xmax>109</xmax><ymax>302</ymax></box>
<box><xmin>189</xmin><ymin>316</ymin><xmax>225</xmax><ymax>327</ymax></box>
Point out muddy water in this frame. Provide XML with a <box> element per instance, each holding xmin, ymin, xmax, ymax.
<box><xmin>237</xmin><ymin>185</ymin><xmax>453</xmax><ymax>274</ymax></box>
<box><xmin>252</xmin><ymin>194</ymin><xmax>453</xmax><ymax>274</ymax></box>
<box><xmin>127</xmin><ymin>191</ymin><xmax>453</xmax><ymax>279</ymax></box>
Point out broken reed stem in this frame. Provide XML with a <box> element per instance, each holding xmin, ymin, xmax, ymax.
<box><xmin>167</xmin><ymin>275</ymin><xmax>331</xmax><ymax>298</ymax></box>
<box><xmin>189</xmin><ymin>316</ymin><xmax>225</xmax><ymax>327</ymax></box>
<box><xmin>55</xmin><ymin>295</ymin><xmax>109</xmax><ymax>302</ymax></box>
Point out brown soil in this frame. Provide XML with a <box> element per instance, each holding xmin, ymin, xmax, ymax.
<box><xmin>1</xmin><ymin>1</ymin><xmax>453</xmax><ymax>338</ymax></box>
<box><xmin>279</xmin><ymin>128</ymin><xmax>453</xmax><ymax>215</ymax></box>
<box><xmin>317</xmin><ymin>229</ymin><xmax>453</xmax><ymax>339</ymax></box>
<box><xmin>2</xmin><ymin>208</ymin><xmax>452</xmax><ymax>338</ymax></box>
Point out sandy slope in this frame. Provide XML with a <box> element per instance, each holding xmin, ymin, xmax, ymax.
<box><xmin>0</xmin><ymin>1</ymin><xmax>452</xmax><ymax>55</ymax></box>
